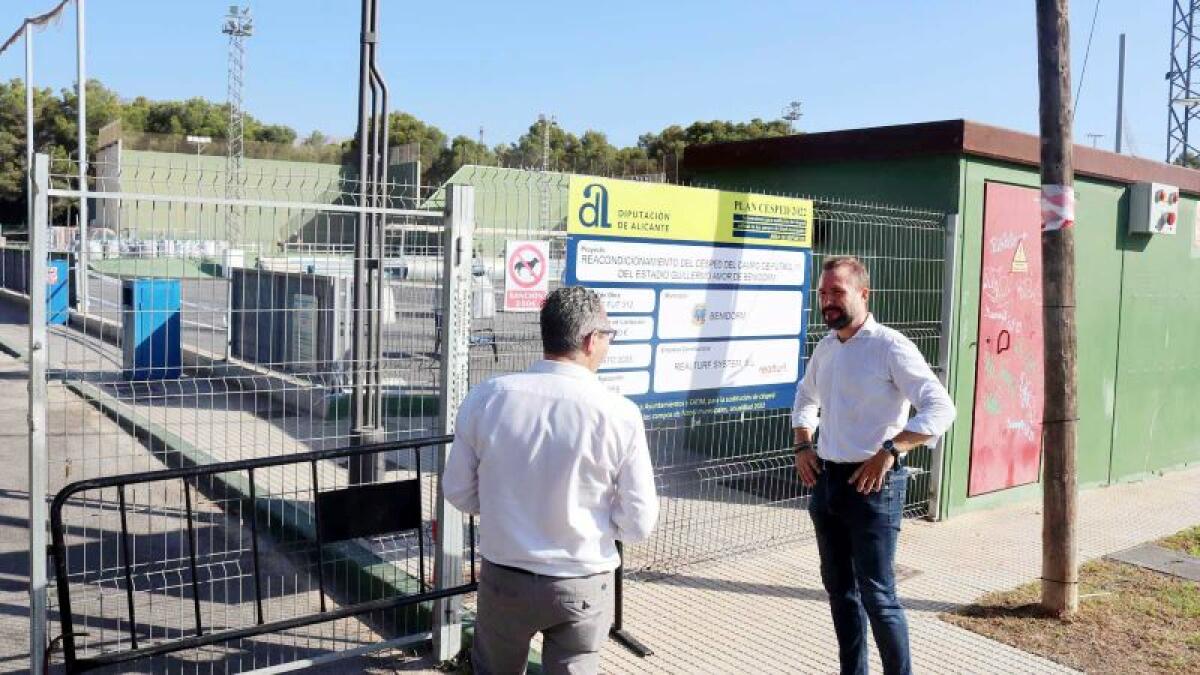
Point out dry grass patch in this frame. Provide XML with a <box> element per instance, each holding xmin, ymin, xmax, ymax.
<box><xmin>1160</xmin><ymin>525</ymin><xmax>1200</xmax><ymax>558</ymax></box>
<box><xmin>943</xmin><ymin>559</ymin><xmax>1200</xmax><ymax>674</ymax></box>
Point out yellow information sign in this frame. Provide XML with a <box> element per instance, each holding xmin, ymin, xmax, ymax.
<box><xmin>567</xmin><ymin>176</ymin><xmax>813</xmax><ymax>248</ymax></box>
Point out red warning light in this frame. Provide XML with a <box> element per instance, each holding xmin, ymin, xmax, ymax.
<box><xmin>1167</xmin><ymin>212</ymin><xmax>1178</xmax><ymax>226</ymax></box>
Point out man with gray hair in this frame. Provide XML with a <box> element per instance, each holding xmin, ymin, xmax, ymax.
<box><xmin>444</xmin><ymin>286</ymin><xmax>658</xmax><ymax>674</ymax></box>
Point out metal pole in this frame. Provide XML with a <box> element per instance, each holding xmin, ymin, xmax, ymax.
<box><xmin>928</xmin><ymin>213</ymin><xmax>960</xmax><ymax>521</ymax></box>
<box><xmin>433</xmin><ymin>184</ymin><xmax>474</xmax><ymax>662</ymax></box>
<box><xmin>1115</xmin><ymin>33</ymin><xmax>1125</xmax><ymax>153</ymax></box>
<box><xmin>367</xmin><ymin>0</ymin><xmax>389</xmax><ymax>435</ymax></box>
<box><xmin>1187</xmin><ymin>9</ymin><xmax>1196</xmax><ymax>158</ymax></box>
<box><xmin>29</xmin><ymin>153</ymin><xmax>50</xmax><ymax>675</ymax></box>
<box><xmin>609</xmin><ymin>542</ymin><xmax>653</xmax><ymax>656</ymax></box>
<box><xmin>76</xmin><ymin>0</ymin><xmax>89</xmax><ymax>312</ymax></box>
<box><xmin>350</xmin><ymin>0</ymin><xmax>376</xmax><ymax>483</ymax></box>
<box><xmin>25</xmin><ymin>24</ymin><xmax>33</xmax><ymax>236</ymax></box>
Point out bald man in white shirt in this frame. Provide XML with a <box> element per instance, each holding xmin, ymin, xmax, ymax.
<box><xmin>793</xmin><ymin>256</ymin><xmax>956</xmax><ymax>675</ymax></box>
<box><xmin>444</xmin><ymin>286</ymin><xmax>658</xmax><ymax>675</ymax></box>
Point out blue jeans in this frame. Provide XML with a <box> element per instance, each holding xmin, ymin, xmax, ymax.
<box><xmin>808</xmin><ymin>460</ymin><xmax>911</xmax><ymax>675</ymax></box>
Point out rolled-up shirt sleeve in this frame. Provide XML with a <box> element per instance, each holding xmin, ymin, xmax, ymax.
<box><xmin>611</xmin><ymin>416</ymin><xmax>658</xmax><ymax>544</ymax></box>
<box><xmin>791</xmin><ymin>342</ymin><xmax>823</xmax><ymax>430</ymax></box>
<box><xmin>888</xmin><ymin>338</ymin><xmax>956</xmax><ymax>437</ymax></box>
<box><xmin>443</xmin><ymin>396</ymin><xmax>481</xmax><ymax>515</ymax></box>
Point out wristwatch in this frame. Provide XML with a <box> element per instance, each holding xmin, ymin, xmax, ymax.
<box><xmin>794</xmin><ymin>441</ymin><xmax>815</xmax><ymax>453</ymax></box>
<box><xmin>882</xmin><ymin>438</ymin><xmax>902</xmax><ymax>463</ymax></box>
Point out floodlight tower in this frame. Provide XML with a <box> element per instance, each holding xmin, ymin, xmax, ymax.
<box><xmin>1167</xmin><ymin>0</ymin><xmax>1200</xmax><ymax>163</ymax></box>
<box><xmin>223</xmin><ymin>5</ymin><xmax>253</xmax><ymax>239</ymax></box>
<box><xmin>538</xmin><ymin>113</ymin><xmax>554</xmax><ymax>228</ymax></box>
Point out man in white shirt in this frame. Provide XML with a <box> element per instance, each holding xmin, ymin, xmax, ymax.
<box><xmin>444</xmin><ymin>286</ymin><xmax>658</xmax><ymax>675</ymax></box>
<box><xmin>793</xmin><ymin>256</ymin><xmax>956</xmax><ymax>675</ymax></box>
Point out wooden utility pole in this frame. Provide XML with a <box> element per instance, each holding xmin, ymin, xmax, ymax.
<box><xmin>1035</xmin><ymin>0</ymin><xmax>1079</xmax><ymax>617</ymax></box>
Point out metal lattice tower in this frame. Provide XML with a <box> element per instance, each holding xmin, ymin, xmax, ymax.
<box><xmin>223</xmin><ymin>5</ymin><xmax>253</xmax><ymax>238</ymax></box>
<box><xmin>1167</xmin><ymin>0</ymin><xmax>1200</xmax><ymax>163</ymax></box>
<box><xmin>538</xmin><ymin>113</ymin><xmax>554</xmax><ymax>227</ymax></box>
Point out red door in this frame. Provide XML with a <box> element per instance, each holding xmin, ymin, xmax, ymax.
<box><xmin>968</xmin><ymin>183</ymin><xmax>1045</xmax><ymax>496</ymax></box>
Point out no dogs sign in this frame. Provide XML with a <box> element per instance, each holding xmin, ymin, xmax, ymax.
<box><xmin>503</xmin><ymin>240</ymin><xmax>550</xmax><ymax>312</ymax></box>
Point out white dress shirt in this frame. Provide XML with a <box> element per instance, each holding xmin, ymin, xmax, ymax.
<box><xmin>443</xmin><ymin>359</ymin><xmax>659</xmax><ymax>577</ymax></box>
<box><xmin>792</xmin><ymin>315</ymin><xmax>956</xmax><ymax>463</ymax></box>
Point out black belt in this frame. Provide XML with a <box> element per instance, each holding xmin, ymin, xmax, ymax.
<box><xmin>817</xmin><ymin>457</ymin><xmax>905</xmax><ymax>471</ymax></box>
<box><xmin>484</xmin><ymin>559</ymin><xmax>609</xmax><ymax>579</ymax></box>
<box><xmin>488</xmin><ymin>560</ymin><xmax>538</xmax><ymax>576</ymax></box>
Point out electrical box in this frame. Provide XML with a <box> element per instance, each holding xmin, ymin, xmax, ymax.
<box><xmin>122</xmin><ymin>278</ymin><xmax>181</xmax><ymax>380</ymax></box>
<box><xmin>46</xmin><ymin>259</ymin><xmax>69</xmax><ymax>326</ymax></box>
<box><xmin>1129</xmin><ymin>182</ymin><xmax>1179</xmax><ymax>235</ymax></box>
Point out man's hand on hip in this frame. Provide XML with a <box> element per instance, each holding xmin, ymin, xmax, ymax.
<box><xmin>848</xmin><ymin>450</ymin><xmax>895</xmax><ymax>494</ymax></box>
<box><xmin>794</xmin><ymin>448</ymin><xmax>821</xmax><ymax>487</ymax></box>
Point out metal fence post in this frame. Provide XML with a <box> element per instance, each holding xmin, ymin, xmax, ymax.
<box><xmin>76</xmin><ymin>0</ymin><xmax>89</xmax><ymax>314</ymax></box>
<box><xmin>29</xmin><ymin>153</ymin><xmax>50</xmax><ymax>675</ymax></box>
<box><xmin>433</xmin><ymin>184</ymin><xmax>474</xmax><ymax>662</ymax></box>
<box><xmin>929</xmin><ymin>212</ymin><xmax>960</xmax><ymax>521</ymax></box>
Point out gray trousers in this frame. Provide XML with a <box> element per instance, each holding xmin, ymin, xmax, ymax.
<box><xmin>472</xmin><ymin>559</ymin><xmax>614</xmax><ymax>675</ymax></box>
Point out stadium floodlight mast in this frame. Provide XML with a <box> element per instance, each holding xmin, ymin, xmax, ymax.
<box><xmin>222</xmin><ymin>5</ymin><xmax>253</xmax><ymax>241</ymax></box>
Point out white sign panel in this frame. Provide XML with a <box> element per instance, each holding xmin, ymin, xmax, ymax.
<box><xmin>504</xmin><ymin>240</ymin><xmax>550</xmax><ymax>312</ymax></box>
<box><xmin>597</xmin><ymin>370</ymin><xmax>651</xmax><ymax>396</ymax></box>
<box><xmin>653</xmin><ymin>338</ymin><xmax>800</xmax><ymax>393</ymax></box>
<box><xmin>611</xmin><ymin>316</ymin><xmax>655</xmax><ymax>342</ymax></box>
<box><xmin>574</xmin><ymin>239</ymin><xmax>806</xmax><ymax>287</ymax></box>
<box><xmin>600</xmin><ymin>343</ymin><xmax>653</xmax><ymax>371</ymax></box>
<box><xmin>657</xmin><ymin>289</ymin><xmax>803</xmax><ymax>339</ymax></box>
<box><xmin>595</xmin><ymin>287</ymin><xmax>656</xmax><ymax>314</ymax></box>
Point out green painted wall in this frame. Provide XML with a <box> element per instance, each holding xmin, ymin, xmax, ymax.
<box><xmin>682</xmin><ymin>156</ymin><xmax>962</xmax><ymax>211</ymax></box>
<box><xmin>686</xmin><ymin>150</ymin><xmax>1200</xmax><ymax>520</ymax></box>
<box><xmin>942</xmin><ymin>159</ymin><xmax>1127</xmax><ymax>517</ymax></box>
<box><xmin>432</xmin><ymin>165</ymin><xmax>570</xmax><ymax>262</ymax></box>
<box><xmin>96</xmin><ymin>149</ymin><xmax>346</xmax><ymax>252</ymax></box>
<box><xmin>95</xmin><ymin>148</ymin><xmax>421</xmax><ymax>252</ymax></box>
<box><xmin>1109</xmin><ymin>195</ymin><xmax>1200</xmax><ymax>481</ymax></box>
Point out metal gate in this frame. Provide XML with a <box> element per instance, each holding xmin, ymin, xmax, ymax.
<box><xmin>48</xmin><ymin>437</ymin><xmax>476</xmax><ymax>673</ymax></box>
<box><xmin>25</xmin><ymin>151</ymin><xmax>482</xmax><ymax>672</ymax></box>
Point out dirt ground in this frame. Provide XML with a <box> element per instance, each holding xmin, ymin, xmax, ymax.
<box><xmin>943</xmin><ymin>555</ymin><xmax>1200</xmax><ymax>674</ymax></box>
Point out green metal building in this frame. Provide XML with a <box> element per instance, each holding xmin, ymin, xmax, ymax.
<box><xmin>682</xmin><ymin>119</ymin><xmax>1200</xmax><ymax>519</ymax></box>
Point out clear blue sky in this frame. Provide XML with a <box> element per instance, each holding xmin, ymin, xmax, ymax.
<box><xmin>0</xmin><ymin>0</ymin><xmax>1175</xmax><ymax>159</ymax></box>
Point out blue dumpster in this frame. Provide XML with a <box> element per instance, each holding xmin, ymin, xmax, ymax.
<box><xmin>47</xmin><ymin>259</ymin><xmax>69</xmax><ymax>325</ymax></box>
<box><xmin>122</xmin><ymin>279</ymin><xmax>181</xmax><ymax>380</ymax></box>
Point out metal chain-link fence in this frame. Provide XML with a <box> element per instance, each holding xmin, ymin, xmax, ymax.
<box><xmin>28</xmin><ymin>153</ymin><xmax>467</xmax><ymax>672</ymax></box>
<box><xmin>456</xmin><ymin>169</ymin><xmax>952</xmax><ymax>577</ymax></box>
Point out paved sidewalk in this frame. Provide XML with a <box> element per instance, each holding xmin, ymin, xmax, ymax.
<box><xmin>3</xmin><ymin>294</ymin><xmax>1199</xmax><ymax>673</ymax></box>
<box><xmin>597</xmin><ymin>464</ymin><xmax>1200</xmax><ymax>674</ymax></box>
<box><xmin>0</xmin><ymin>301</ymin><xmax>389</xmax><ymax>673</ymax></box>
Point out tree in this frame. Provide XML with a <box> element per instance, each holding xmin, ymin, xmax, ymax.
<box><xmin>387</xmin><ymin>111</ymin><xmax>447</xmax><ymax>172</ymax></box>
<box><xmin>501</xmin><ymin>118</ymin><xmax>581</xmax><ymax>171</ymax></box>
<box><xmin>638</xmin><ymin>118</ymin><xmax>794</xmax><ymax>161</ymax></box>
<box><xmin>427</xmin><ymin>135</ymin><xmax>496</xmax><ymax>185</ymax></box>
<box><xmin>252</xmin><ymin>123</ymin><xmax>297</xmax><ymax>145</ymax></box>
<box><xmin>576</xmin><ymin>130</ymin><xmax>619</xmax><ymax>175</ymax></box>
<box><xmin>301</xmin><ymin>130</ymin><xmax>329</xmax><ymax>147</ymax></box>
